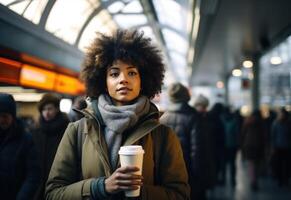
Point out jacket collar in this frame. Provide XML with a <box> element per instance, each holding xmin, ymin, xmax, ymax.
<box><xmin>74</xmin><ymin>103</ymin><xmax>160</xmax><ymax>170</ymax></box>
<box><xmin>74</xmin><ymin>102</ymin><xmax>160</xmax><ymax>143</ymax></box>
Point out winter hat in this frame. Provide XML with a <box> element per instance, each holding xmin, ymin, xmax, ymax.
<box><xmin>38</xmin><ymin>93</ymin><xmax>61</xmax><ymax>112</ymax></box>
<box><xmin>0</xmin><ymin>93</ymin><xmax>16</xmax><ymax>117</ymax></box>
<box><xmin>194</xmin><ymin>94</ymin><xmax>209</xmax><ymax>108</ymax></box>
<box><xmin>168</xmin><ymin>82</ymin><xmax>190</xmax><ymax>103</ymax></box>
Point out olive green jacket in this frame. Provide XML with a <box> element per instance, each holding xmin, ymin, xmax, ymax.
<box><xmin>45</xmin><ymin>105</ymin><xmax>190</xmax><ymax>200</ymax></box>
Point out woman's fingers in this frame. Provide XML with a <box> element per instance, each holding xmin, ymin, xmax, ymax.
<box><xmin>115</xmin><ymin>172</ymin><xmax>143</xmax><ymax>180</ymax></box>
<box><xmin>104</xmin><ymin>166</ymin><xmax>144</xmax><ymax>194</ymax></box>
<box><xmin>117</xmin><ymin>166</ymin><xmax>140</xmax><ymax>173</ymax></box>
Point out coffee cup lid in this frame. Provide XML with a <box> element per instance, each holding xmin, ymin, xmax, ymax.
<box><xmin>118</xmin><ymin>145</ymin><xmax>144</xmax><ymax>155</ymax></box>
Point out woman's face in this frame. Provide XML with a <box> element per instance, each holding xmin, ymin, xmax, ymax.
<box><xmin>106</xmin><ymin>60</ymin><xmax>141</xmax><ymax>106</ymax></box>
<box><xmin>42</xmin><ymin>103</ymin><xmax>58</xmax><ymax>121</ymax></box>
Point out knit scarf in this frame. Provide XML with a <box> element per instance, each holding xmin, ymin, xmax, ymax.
<box><xmin>95</xmin><ymin>94</ymin><xmax>150</xmax><ymax>168</ymax></box>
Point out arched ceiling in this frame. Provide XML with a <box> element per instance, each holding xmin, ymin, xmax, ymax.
<box><xmin>2</xmin><ymin>0</ymin><xmax>291</xmax><ymax>90</ymax></box>
<box><xmin>0</xmin><ymin>0</ymin><xmax>195</xmax><ymax>86</ymax></box>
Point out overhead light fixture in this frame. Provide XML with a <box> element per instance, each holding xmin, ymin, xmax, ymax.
<box><xmin>232</xmin><ymin>69</ymin><xmax>242</xmax><ymax>77</ymax></box>
<box><xmin>270</xmin><ymin>56</ymin><xmax>282</xmax><ymax>65</ymax></box>
<box><xmin>216</xmin><ymin>81</ymin><xmax>224</xmax><ymax>89</ymax></box>
<box><xmin>12</xmin><ymin>93</ymin><xmax>44</xmax><ymax>102</ymax></box>
<box><xmin>243</xmin><ymin>60</ymin><xmax>253</xmax><ymax>68</ymax></box>
<box><xmin>60</xmin><ymin>99</ymin><xmax>72</xmax><ymax>113</ymax></box>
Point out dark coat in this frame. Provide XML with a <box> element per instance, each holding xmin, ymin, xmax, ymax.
<box><xmin>0</xmin><ymin>119</ymin><xmax>40</xmax><ymax>200</ymax></box>
<box><xmin>241</xmin><ymin>116</ymin><xmax>266</xmax><ymax>160</ymax></box>
<box><xmin>33</xmin><ymin>112</ymin><xmax>69</xmax><ymax>200</ymax></box>
<box><xmin>160</xmin><ymin>103</ymin><xmax>217</xmax><ymax>190</ymax></box>
<box><xmin>271</xmin><ymin>119</ymin><xmax>291</xmax><ymax>149</ymax></box>
<box><xmin>191</xmin><ymin>112</ymin><xmax>217</xmax><ymax>189</ymax></box>
<box><xmin>160</xmin><ymin>103</ymin><xmax>198</xmax><ymax>175</ymax></box>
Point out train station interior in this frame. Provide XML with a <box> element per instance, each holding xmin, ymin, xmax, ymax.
<box><xmin>0</xmin><ymin>0</ymin><xmax>291</xmax><ymax>199</ymax></box>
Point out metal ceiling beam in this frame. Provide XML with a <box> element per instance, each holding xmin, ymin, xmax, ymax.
<box><xmin>74</xmin><ymin>6</ymin><xmax>103</xmax><ymax>47</ymax></box>
<box><xmin>38</xmin><ymin>0</ymin><xmax>57</xmax><ymax>29</ymax></box>
<box><xmin>139</xmin><ymin>0</ymin><xmax>174</xmax><ymax>79</ymax></box>
<box><xmin>75</xmin><ymin>0</ymin><xmax>118</xmax><ymax>47</ymax></box>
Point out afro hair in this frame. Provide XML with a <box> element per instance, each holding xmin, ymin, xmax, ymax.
<box><xmin>81</xmin><ymin>29</ymin><xmax>165</xmax><ymax>99</ymax></box>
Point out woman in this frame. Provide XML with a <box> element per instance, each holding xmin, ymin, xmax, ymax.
<box><xmin>33</xmin><ymin>93</ymin><xmax>70</xmax><ymax>200</ymax></box>
<box><xmin>45</xmin><ymin>29</ymin><xmax>190</xmax><ymax>200</ymax></box>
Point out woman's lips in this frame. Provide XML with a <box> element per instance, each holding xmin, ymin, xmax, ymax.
<box><xmin>116</xmin><ymin>87</ymin><xmax>132</xmax><ymax>94</ymax></box>
<box><xmin>117</xmin><ymin>87</ymin><xmax>132</xmax><ymax>92</ymax></box>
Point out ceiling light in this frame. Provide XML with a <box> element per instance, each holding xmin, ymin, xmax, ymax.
<box><xmin>60</xmin><ymin>99</ymin><xmax>72</xmax><ymax>113</ymax></box>
<box><xmin>270</xmin><ymin>56</ymin><xmax>282</xmax><ymax>65</ymax></box>
<box><xmin>232</xmin><ymin>69</ymin><xmax>242</xmax><ymax>77</ymax></box>
<box><xmin>243</xmin><ymin>60</ymin><xmax>253</xmax><ymax>68</ymax></box>
<box><xmin>12</xmin><ymin>93</ymin><xmax>44</xmax><ymax>102</ymax></box>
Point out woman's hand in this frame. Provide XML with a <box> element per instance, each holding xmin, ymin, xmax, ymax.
<box><xmin>104</xmin><ymin>166</ymin><xmax>143</xmax><ymax>194</ymax></box>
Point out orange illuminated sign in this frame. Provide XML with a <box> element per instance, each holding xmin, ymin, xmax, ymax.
<box><xmin>55</xmin><ymin>74</ymin><xmax>78</xmax><ymax>95</ymax></box>
<box><xmin>0</xmin><ymin>57</ymin><xmax>21</xmax><ymax>84</ymax></box>
<box><xmin>20</xmin><ymin>64</ymin><xmax>56</xmax><ymax>90</ymax></box>
<box><xmin>55</xmin><ymin>74</ymin><xmax>85</xmax><ymax>95</ymax></box>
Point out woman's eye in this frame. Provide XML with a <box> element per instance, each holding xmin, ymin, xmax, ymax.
<box><xmin>110</xmin><ymin>72</ymin><xmax>119</xmax><ymax>77</ymax></box>
<box><xmin>128</xmin><ymin>71</ymin><xmax>137</xmax><ymax>76</ymax></box>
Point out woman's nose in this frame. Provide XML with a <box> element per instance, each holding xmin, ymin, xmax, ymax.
<box><xmin>119</xmin><ymin>73</ymin><xmax>128</xmax><ymax>83</ymax></box>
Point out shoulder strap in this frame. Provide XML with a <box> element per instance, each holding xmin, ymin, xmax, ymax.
<box><xmin>152</xmin><ymin>125</ymin><xmax>167</xmax><ymax>185</ymax></box>
<box><xmin>74</xmin><ymin>117</ymin><xmax>86</xmax><ymax>180</ymax></box>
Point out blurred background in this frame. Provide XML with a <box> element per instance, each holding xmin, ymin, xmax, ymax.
<box><xmin>1</xmin><ymin>0</ymin><xmax>291</xmax><ymax>199</ymax></box>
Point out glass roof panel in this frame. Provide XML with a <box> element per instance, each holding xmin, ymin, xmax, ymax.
<box><xmin>0</xmin><ymin>0</ymin><xmax>30</xmax><ymax>15</ymax></box>
<box><xmin>78</xmin><ymin>10</ymin><xmax>117</xmax><ymax>51</ymax></box>
<box><xmin>0</xmin><ymin>0</ymin><xmax>15</xmax><ymax>4</ymax></box>
<box><xmin>46</xmin><ymin>0</ymin><xmax>100</xmax><ymax>44</ymax></box>
<box><xmin>170</xmin><ymin>51</ymin><xmax>187</xmax><ymax>80</ymax></box>
<box><xmin>152</xmin><ymin>0</ymin><xmax>185</xmax><ymax>30</ymax></box>
<box><xmin>162</xmin><ymin>28</ymin><xmax>188</xmax><ymax>55</ymax></box>
<box><xmin>122</xmin><ymin>0</ymin><xmax>143</xmax><ymax>13</ymax></box>
<box><xmin>23</xmin><ymin>0</ymin><xmax>49</xmax><ymax>24</ymax></box>
<box><xmin>138</xmin><ymin>26</ymin><xmax>157</xmax><ymax>44</ymax></box>
<box><xmin>108</xmin><ymin>1</ymin><xmax>124</xmax><ymax>14</ymax></box>
<box><xmin>113</xmin><ymin>14</ymin><xmax>147</xmax><ymax>28</ymax></box>
<box><xmin>0</xmin><ymin>0</ymin><xmax>48</xmax><ymax>24</ymax></box>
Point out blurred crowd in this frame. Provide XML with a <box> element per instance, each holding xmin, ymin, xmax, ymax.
<box><xmin>0</xmin><ymin>86</ymin><xmax>290</xmax><ymax>200</ymax></box>
<box><xmin>160</xmin><ymin>82</ymin><xmax>291</xmax><ymax>200</ymax></box>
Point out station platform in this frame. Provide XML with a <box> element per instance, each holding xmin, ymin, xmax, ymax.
<box><xmin>209</xmin><ymin>153</ymin><xmax>291</xmax><ymax>200</ymax></box>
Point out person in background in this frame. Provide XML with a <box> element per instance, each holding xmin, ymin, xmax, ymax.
<box><xmin>270</xmin><ymin>108</ymin><xmax>291</xmax><ymax>187</ymax></box>
<box><xmin>68</xmin><ymin>96</ymin><xmax>87</xmax><ymax>122</ymax></box>
<box><xmin>33</xmin><ymin>93</ymin><xmax>70</xmax><ymax>200</ymax></box>
<box><xmin>160</xmin><ymin>82</ymin><xmax>199</xmax><ymax>200</ymax></box>
<box><xmin>45</xmin><ymin>29</ymin><xmax>190</xmax><ymax>200</ymax></box>
<box><xmin>221</xmin><ymin>107</ymin><xmax>239</xmax><ymax>187</ymax></box>
<box><xmin>194</xmin><ymin>94</ymin><xmax>209</xmax><ymax>114</ymax></box>
<box><xmin>209</xmin><ymin>103</ymin><xmax>225</xmax><ymax>186</ymax></box>
<box><xmin>0</xmin><ymin>93</ymin><xmax>40</xmax><ymax>200</ymax></box>
<box><xmin>189</xmin><ymin>95</ymin><xmax>217</xmax><ymax>200</ymax></box>
<box><xmin>240</xmin><ymin>109</ymin><xmax>266</xmax><ymax>191</ymax></box>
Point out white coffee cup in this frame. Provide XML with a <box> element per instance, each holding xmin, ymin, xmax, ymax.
<box><xmin>118</xmin><ymin>145</ymin><xmax>144</xmax><ymax>197</ymax></box>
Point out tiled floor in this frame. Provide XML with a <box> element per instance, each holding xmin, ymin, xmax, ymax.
<box><xmin>208</xmin><ymin>152</ymin><xmax>291</xmax><ymax>200</ymax></box>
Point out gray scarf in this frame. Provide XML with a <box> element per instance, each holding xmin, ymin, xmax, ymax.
<box><xmin>96</xmin><ymin>94</ymin><xmax>150</xmax><ymax>168</ymax></box>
